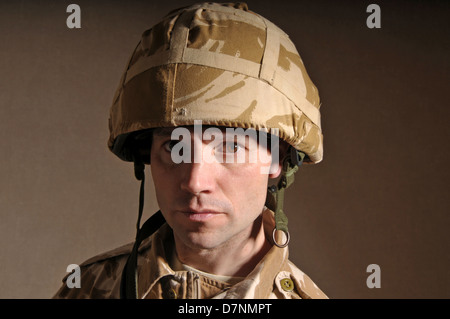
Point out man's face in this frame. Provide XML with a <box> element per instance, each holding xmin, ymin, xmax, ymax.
<box><xmin>150</xmin><ymin>126</ymin><xmax>282</xmax><ymax>250</ymax></box>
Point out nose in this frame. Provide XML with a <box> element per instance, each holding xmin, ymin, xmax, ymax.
<box><xmin>180</xmin><ymin>160</ymin><xmax>216</xmax><ymax>195</ymax></box>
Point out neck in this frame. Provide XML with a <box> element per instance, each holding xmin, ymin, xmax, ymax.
<box><xmin>173</xmin><ymin>214</ymin><xmax>271</xmax><ymax>278</ymax></box>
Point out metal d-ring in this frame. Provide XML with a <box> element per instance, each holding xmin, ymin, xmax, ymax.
<box><xmin>272</xmin><ymin>228</ymin><xmax>290</xmax><ymax>248</ymax></box>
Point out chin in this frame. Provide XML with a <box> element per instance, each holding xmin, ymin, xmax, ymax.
<box><xmin>183</xmin><ymin>231</ymin><xmax>228</xmax><ymax>250</ymax></box>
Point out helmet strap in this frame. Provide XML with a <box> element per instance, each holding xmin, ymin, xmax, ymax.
<box><xmin>120</xmin><ymin>153</ymin><xmax>166</xmax><ymax>299</ymax></box>
<box><xmin>266</xmin><ymin>148</ymin><xmax>305</xmax><ymax>248</ymax></box>
<box><xmin>134</xmin><ymin>156</ymin><xmax>145</xmax><ymax>230</ymax></box>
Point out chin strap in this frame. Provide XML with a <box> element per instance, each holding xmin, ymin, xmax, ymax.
<box><xmin>120</xmin><ymin>154</ymin><xmax>165</xmax><ymax>299</ymax></box>
<box><xmin>265</xmin><ymin>147</ymin><xmax>305</xmax><ymax>248</ymax></box>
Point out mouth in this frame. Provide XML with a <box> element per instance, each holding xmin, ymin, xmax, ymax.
<box><xmin>179</xmin><ymin>208</ymin><xmax>223</xmax><ymax>222</ymax></box>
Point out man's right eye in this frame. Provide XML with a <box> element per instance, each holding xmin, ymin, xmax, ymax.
<box><xmin>163</xmin><ymin>140</ymin><xmax>179</xmax><ymax>152</ymax></box>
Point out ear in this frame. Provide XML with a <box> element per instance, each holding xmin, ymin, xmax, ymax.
<box><xmin>268</xmin><ymin>160</ymin><xmax>282</xmax><ymax>179</ymax></box>
<box><xmin>268</xmin><ymin>141</ymin><xmax>290</xmax><ymax>178</ymax></box>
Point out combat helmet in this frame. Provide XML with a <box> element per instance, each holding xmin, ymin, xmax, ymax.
<box><xmin>107</xmin><ymin>2</ymin><xmax>324</xmax><ymax>298</ymax></box>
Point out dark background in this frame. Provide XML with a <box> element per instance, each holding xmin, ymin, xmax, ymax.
<box><xmin>0</xmin><ymin>0</ymin><xmax>448</xmax><ymax>298</ymax></box>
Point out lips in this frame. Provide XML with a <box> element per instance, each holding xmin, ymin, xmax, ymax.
<box><xmin>179</xmin><ymin>208</ymin><xmax>223</xmax><ymax>222</ymax></box>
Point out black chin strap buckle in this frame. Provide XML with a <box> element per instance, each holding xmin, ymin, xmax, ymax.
<box><xmin>290</xmin><ymin>147</ymin><xmax>306</xmax><ymax>167</ymax></box>
<box><xmin>134</xmin><ymin>159</ymin><xmax>145</xmax><ymax>181</ymax></box>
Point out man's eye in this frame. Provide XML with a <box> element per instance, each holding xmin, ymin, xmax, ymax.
<box><xmin>163</xmin><ymin>140</ymin><xmax>179</xmax><ymax>152</ymax></box>
<box><xmin>222</xmin><ymin>142</ymin><xmax>241</xmax><ymax>154</ymax></box>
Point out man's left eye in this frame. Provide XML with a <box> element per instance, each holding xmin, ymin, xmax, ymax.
<box><xmin>223</xmin><ymin>142</ymin><xmax>241</xmax><ymax>154</ymax></box>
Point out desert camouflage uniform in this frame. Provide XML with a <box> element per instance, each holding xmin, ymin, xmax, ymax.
<box><xmin>54</xmin><ymin>209</ymin><xmax>327</xmax><ymax>299</ymax></box>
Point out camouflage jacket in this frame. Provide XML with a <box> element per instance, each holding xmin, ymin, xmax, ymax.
<box><xmin>53</xmin><ymin>209</ymin><xmax>327</xmax><ymax>299</ymax></box>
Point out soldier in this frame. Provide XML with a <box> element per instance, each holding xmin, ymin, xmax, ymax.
<box><xmin>54</xmin><ymin>2</ymin><xmax>327</xmax><ymax>299</ymax></box>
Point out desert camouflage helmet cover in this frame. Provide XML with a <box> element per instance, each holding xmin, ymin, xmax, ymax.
<box><xmin>108</xmin><ymin>2</ymin><xmax>323</xmax><ymax>163</ymax></box>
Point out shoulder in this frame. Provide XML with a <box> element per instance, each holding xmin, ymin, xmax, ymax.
<box><xmin>79</xmin><ymin>242</ymin><xmax>134</xmax><ymax>267</ymax></box>
<box><xmin>53</xmin><ymin>238</ymin><xmax>152</xmax><ymax>299</ymax></box>
<box><xmin>280</xmin><ymin>260</ymin><xmax>328</xmax><ymax>299</ymax></box>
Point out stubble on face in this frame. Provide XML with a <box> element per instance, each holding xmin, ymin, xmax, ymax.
<box><xmin>150</xmin><ymin>125</ymin><xmax>280</xmax><ymax>260</ymax></box>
